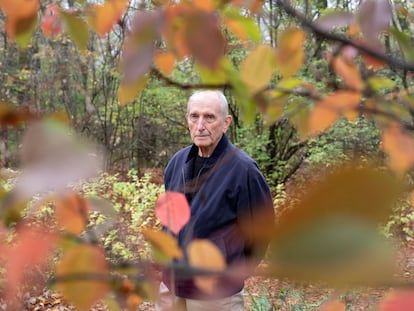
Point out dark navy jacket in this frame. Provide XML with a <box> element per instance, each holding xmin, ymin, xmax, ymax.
<box><xmin>162</xmin><ymin>134</ymin><xmax>274</xmax><ymax>299</ymax></box>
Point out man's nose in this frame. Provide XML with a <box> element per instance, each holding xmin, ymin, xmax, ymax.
<box><xmin>196</xmin><ymin>117</ymin><xmax>207</xmax><ymax>129</ymax></box>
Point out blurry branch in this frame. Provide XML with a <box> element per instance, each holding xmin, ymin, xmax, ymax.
<box><xmin>151</xmin><ymin>68</ymin><xmax>230</xmax><ymax>90</ymax></box>
<box><xmin>276</xmin><ymin>0</ymin><xmax>414</xmax><ymax>72</ymax></box>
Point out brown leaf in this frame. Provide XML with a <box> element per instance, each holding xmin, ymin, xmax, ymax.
<box><xmin>184</xmin><ymin>10</ymin><xmax>225</xmax><ymax>69</ymax></box>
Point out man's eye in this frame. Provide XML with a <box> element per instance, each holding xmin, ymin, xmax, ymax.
<box><xmin>190</xmin><ymin>114</ymin><xmax>199</xmax><ymax>122</ymax></box>
<box><xmin>205</xmin><ymin>115</ymin><xmax>215</xmax><ymax>122</ymax></box>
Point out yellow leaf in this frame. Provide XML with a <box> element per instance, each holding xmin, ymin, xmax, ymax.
<box><xmin>141</xmin><ymin>228</ymin><xmax>183</xmax><ymax>261</ymax></box>
<box><xmin>54</xmin><ymin>191</ymin><xmax>90</xmax><ymax>235</ymax></box>
<box><xmin>56</xmin><ymin>245</ymin><xmax>109</xmax><ymax>311</ymax></box>
<box><xmin>332</xmin><ymin>56</ymin><xmax>363</xmax><ymax>91</ymax></box>
<box><xmin>187</xmin><ymin>239</ymin><xmax>226</xmax><ymax>294</ymax></box>
<box><xmin>240</xmin><ymin>44</ymin><xmax>277</xmax><ymax>95</ymax></box>
<box><xmin>275</xmin><ymin>27</ymin><xmax>305</xmax><ymax>77</ymax></box>
<box><xmin>118</xmin><ymin>77</ymin><xmax>148</xmax><ymax>106</ymax></box>
<box><xmin>381</xmin><ymin>123</ymin><xmax>414</xmax><ymax>175</ymax></box>
<box><xmin>91</xmin><ymin>0</ymin><xmax>128</xmax><ymax>37</ymax></box>
<box><xmin>154</xmin><ymin>51</ymin><xmax>175</xmax><ymax>76</ymax></box>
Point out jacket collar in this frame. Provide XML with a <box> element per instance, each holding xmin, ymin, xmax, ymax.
<box><xmin>186</xmin><ymin>134</ymin><xmax>230</xmax><ymax>164</ymax></box>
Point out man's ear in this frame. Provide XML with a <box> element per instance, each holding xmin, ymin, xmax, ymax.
<box><xmin>223</xmin><ymin>115</ymin><xmax>232</xmax><ymax>132</ymax></box>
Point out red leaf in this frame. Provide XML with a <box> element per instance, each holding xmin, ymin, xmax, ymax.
<box><xmin>155</xmin><ymin>191</ymin><xmax>190</xmax><ymax>234</ymax></box>
<box><xmin>41</xmin><ymin>4</ymin><xmax>62</xmax><ymax>37</ymax></box>
<box><xmin>4</xmin><ymin>225</ymin><xmax>57</xmax><ymax>305</ymax></box>
<box><xmin>378</xmin><ymin>290</ymin><xmax>414</xmax><ymax>311</ymax></box>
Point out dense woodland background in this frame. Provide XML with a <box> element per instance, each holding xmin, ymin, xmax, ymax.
<box><xmin>0</xmin><ymin>0</ymin><xmax>392</xmax><ymax>185</ymax></box>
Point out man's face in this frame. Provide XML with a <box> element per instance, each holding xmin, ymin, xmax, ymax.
<box><xmin>186</xmin><ymin>93</ymin><xmax>231</xmax><ymax>157</ymax></box>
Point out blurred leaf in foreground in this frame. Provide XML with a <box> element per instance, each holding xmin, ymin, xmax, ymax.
<box><xmin>15</xmin><ymin>120</ymin><xmax>104</xmax><ymax>199</ymax></box>
<box><xmin>267</xmin><ymin>163</ymin><xmax>402</xmax><ymax>285</ymax></box>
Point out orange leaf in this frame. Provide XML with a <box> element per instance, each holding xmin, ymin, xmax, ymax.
<box><xmin>91</xmin><ymin>0</ymin><xmax>128</xmax><ymax>37</ymax></box>
<box><xmin>308</xmin><ymin>102</ymin><xmax>339</xmax><ymax>135</ymax></box>
<box><xmin>381</xmin><ymin>124</ymin><xmax>414</xmax><ymax>175</ymax></box>
<box><xmin>275</xmin><ymin>27</ymin><xmax>305</xmax><ymax>77</ymax></box>
<box><xmin>141</xmin><ymin>228</ymin><xmax>183</xmax><ymax>260</ymax></box>
<box><xmin>163</xmin><ymin>4</ymin><xmax>191</xmax><ymax>59</ymax></box>
<box><xmin>187</xmin><ymin>239</ymin><xmax>226</xmax><ymax>294</ymax></box>
<box><xmin>54</xmin><ymin>191</ymin><xmax>90</xmax><ymax>235</ymax></box>
<box><xmin>192</xmin><ymin>0</ymin><xmax>215</xmax><ymax>12</ymax></box>
<box><xmin>332</xmin><ymin>56</ymin><xmax>363</xmax><ymax>91</ymax></box>
<box><xmin>155</xmin><ymin>191</ymin><xmax>190</xmax><ymax>234</ymax></box>
<box><xmin>410</xmin><ymin>190</ymin><xmax>414</xmax><ymax>210</ymax></box>
<box><xmin>154</xmin><ymin>51</ymin><xmax>176</xmax><ymax>76</ymax></box>
<box><xmin>320</xmin><ymin>300</ymin><xmax>346</xmax><ymax>311</ymax></box>
<box><xmin>0</xmin><ymin>0</ymin><xmax>39</xmax><ymax>40</ymax></box>
<box><xmin>308</xmin><ymin>91</ymin><xmax>361</xmax><ymax>134</ymax></box>
<box><xmin>56</xmin><ymin>244</ymin><xmax>109</xmax><ymax>311</ymax></box>
<box><xmin>0</xmin><ymin>0</ymin><xmax>39</xmax><ymax>17</ymax></box>
<box><xmin>223</xmin><ymin>18</ymin><xmax>248</xmax><ymax>41</ymax></box>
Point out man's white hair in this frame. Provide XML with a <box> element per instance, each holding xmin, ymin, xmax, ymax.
<box><xmin>187</xmin><ymin>90</ymin><xmax>229</xmax><ymax>117</ymax></box>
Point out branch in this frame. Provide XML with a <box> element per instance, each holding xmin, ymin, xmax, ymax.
<box><xmin>150</xmin><ymin>68</ymin><xmax>231</xmax><ymax>90</ymax></box>
<box><xmin>276</xmin><ymin>0</ymin><xmax>414</xmax><ymax>72</ymax></box>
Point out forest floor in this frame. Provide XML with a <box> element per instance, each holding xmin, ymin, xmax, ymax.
<box><xmin>17</xmin><ymin>239</ymin><xmax>414</xmax><ymax>311</ymax></box>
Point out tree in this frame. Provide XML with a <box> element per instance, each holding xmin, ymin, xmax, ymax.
<box><xmin>1</xmin><ymin>0</ymin><xmax>414</xmax><ymax>310</ymax></box>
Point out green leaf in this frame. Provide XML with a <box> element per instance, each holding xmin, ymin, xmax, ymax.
<box><xmin>389</xmin><ymin>27</ymin><xmax>414</xmax><ymax>63</ymax></box>
<box><xmin>367</xmin><ymin>76</ymin><xmax>395</xmax><ymax>92</ymax></box>
<box><xmin>60</xmin><ymin>10</ymin><xmax>89</xmax><ymax>51</ymax></box>
<box><xmin>227</xmin><ymin>64</ymin><xmax>256</xmax><ymax>123</ymax></box>
<box><xmin>196</xmin><ymin>58</ymin><xmax>230</xmax><ymax>84</ymax></box>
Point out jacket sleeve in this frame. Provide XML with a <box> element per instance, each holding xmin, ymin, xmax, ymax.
<box><xmin>238</xmin><ymin>163</ymin><xmax>275</xmax><ymax>261</ymax></box>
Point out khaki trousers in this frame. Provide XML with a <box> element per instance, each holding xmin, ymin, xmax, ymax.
<box><xmin>155</xmin><ymin>282</ymin><xmax>244</xmax><ymax>311</ymax></box>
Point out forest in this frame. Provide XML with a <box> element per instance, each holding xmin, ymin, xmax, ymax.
<box><xmin>1</xmin><ymin>0</ymin><xmax>414</xmax><ymax>310</ymax></box>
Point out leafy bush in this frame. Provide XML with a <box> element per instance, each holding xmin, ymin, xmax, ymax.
<box><xmin>78</xmin><ymin>169</ymin><xmax>164</xmax><ymax>262</ymax></box>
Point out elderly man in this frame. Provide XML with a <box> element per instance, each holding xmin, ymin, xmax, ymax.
<box><xmin>156</xmin><ymin>90</ymin><xmax>274</xmax><ymax>311</ymax></box>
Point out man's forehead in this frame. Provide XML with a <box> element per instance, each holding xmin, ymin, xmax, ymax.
<box><xmin>188</xmin><ymin>97</ymin><xmax>221</xmax><ymax>112</ymax></box>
